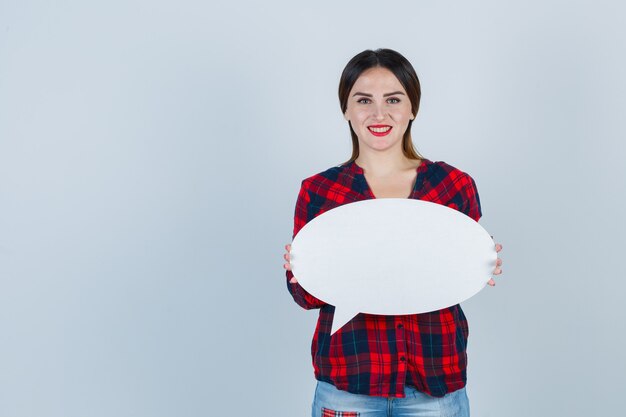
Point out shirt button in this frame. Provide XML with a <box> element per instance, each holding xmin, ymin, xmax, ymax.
<box><xmin>400</xmin><ymin>356</ymin><xmax>406</xmax><ymax>361</ymax></box>
<box><xmin>397</xmin><ymin>323</ymin><xmax>403</xmax><ymax>329</ymax></box>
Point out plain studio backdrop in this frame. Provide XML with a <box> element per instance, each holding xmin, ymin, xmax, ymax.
<box><xmin>1</xmin><ymin>1</ymin><xmax>624</xmax><ymax>416</ymax></box>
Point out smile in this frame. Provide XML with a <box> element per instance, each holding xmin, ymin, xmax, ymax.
<box><xmin>368</xmin><ymin>125</ymin><xmax>392</xmax><ymax>137</ymax></box>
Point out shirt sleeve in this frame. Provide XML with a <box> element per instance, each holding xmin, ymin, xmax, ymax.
<box><xmin>286</xmin><ymin>179</ymin><xmax>327</xmax><ymax>310</ymax></box>
<box><xmin>461</xmin><ymin>174</ymin><xmax>482</xmax><ymax>222</ymax></box>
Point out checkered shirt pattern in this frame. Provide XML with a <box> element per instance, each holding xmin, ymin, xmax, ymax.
<box><xmin>321</xmin><ymin>407</ymin><xmax>359</xmax><ymax>417</ymax></box>
<box><xmin>286</xmin><ymin>158</ymin><xmax>482</xmax><ymax>398</ymax></box>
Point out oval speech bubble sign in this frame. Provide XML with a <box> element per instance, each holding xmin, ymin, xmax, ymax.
<box><xmin>290</xmin><ymin>198</ymin><xmax>497</xmax><ymax>334</ymax></box>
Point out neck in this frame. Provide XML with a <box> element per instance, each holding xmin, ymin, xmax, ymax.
<box><xmin>355</xmin><ymin>149</ymin><xmax>419</xmax><ymax>176</ymax></box>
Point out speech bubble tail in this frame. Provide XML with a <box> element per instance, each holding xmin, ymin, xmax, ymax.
<box><xmin>330</xmin><ymin>308</ymin><xmax>359</xmax><ymax>335</ymax></box>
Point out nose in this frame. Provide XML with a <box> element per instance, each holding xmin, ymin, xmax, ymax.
<box><xmin>372</xmin><ymin>103</ymin><xmax>386</xmax><ymax>121</ymax></box>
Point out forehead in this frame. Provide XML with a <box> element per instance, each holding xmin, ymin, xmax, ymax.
<box><xmin>351</xmin><ymin>67</ymin><xmax>405</xmax><ymax>93</ymax></box>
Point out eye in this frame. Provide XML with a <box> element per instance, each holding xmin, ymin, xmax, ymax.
<box><xmin>357</xmin><ymin>98</ymin><xmax>371</xmax><ymax>104</ymax></box>
<box><xmin>387</xmin><ymin>97</ymin><xmax>400</xmax><ymax>104</ymax></box>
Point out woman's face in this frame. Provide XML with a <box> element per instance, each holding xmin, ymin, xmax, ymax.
<box><xmin>344</xmin><ymin>66</ymin><xmax>414</xmax><ymax>154</ymax></box>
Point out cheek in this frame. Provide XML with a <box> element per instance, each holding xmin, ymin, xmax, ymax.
<box><xmin>390</xmin><ymin>108</ymin><xmax>413</xmax><ymax>123</ymax></box>
<box><xmin>348</xmin><ymin>109</ymin><xmax>370</xmax><ymax>124</ymax></box>
<box><xmin>356</xmin><ymin>108</ymin><xmax>371</xmax><ymax>119</ymax></box>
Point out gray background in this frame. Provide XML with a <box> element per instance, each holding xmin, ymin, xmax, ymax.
<box><xmin>1</xmin><ymin>0</ymin><xmax>624</xmax><ymax>416</ymax></box>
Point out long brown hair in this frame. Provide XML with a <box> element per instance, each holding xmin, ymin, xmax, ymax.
<box><xmin>338</xmin><ymin>49</ymin><xmax>424</xmax><ymax>164</ymax></box>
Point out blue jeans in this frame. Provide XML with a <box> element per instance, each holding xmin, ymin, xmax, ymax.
<box><xmin>311</xmin><ymin>380</ymin><xmax>470</xmax><ymax>417</ymax></box>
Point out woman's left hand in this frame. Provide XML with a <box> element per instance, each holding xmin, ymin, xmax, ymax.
<box><xmin>488</xmin><ymin>242</ymin><xmax>503</xmax><ymax>286</ymax></box>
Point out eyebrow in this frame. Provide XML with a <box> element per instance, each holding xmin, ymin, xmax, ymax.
<box><xmin>352</xmin><ymin>91</ymin><xmax>406</xmax><ymax>97</ymax></box>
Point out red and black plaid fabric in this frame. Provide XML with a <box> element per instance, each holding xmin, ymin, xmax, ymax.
<box><xmin>321</xmin><ymin>408</ymin><xmax>359</xmax><ymax>417</ymax></box>
<box><xmin>286</xmin><ymin>158</ymin><xmax>482</xmax><ymax>398</ymax></box>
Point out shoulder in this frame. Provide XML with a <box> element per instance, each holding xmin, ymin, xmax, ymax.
<box><xmin>300</xmin><ymin>163</ymin><xmax>350</xmax><ymax>190</ymax></box>
<box><xmin>426</xmin><ymin>159</ymin><xmax>478</xmax><ymax>189</ymax></box>
<box><xmin>426</xmin><ymin>160</ymin><xmax>482</xmax><ymax>220</ymax></box>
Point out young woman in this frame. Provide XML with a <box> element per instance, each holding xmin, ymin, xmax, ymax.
<box><xmin>283</xmin><ymin>48</ymin><xmax>503</xmax><ymax>417</ymax></box>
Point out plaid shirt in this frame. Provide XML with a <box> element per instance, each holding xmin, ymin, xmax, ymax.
<box><xmin>286</xmin><ymin>158</ymin><xmax>483</xmax><ymax>398</ymax></box>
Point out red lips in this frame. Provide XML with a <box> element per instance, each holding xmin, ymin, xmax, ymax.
<box><xmin>368</xmin><ymin>125</ymin><xmax>392</xmax><ymax>137</ymax></box>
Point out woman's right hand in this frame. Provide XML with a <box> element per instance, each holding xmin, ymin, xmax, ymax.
<box><xmin>283</xmin><ymin>243</ymin><xmax>298</xmax><ymax>283</ymax></box>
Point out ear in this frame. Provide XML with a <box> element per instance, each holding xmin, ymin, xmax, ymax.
<box><xmin>343</xmin><ymin>112</ymin><xmax>349</xmax><ymax>122</ymax></box>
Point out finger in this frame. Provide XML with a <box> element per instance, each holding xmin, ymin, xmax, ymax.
<box><xmin>289</xmin><ymin>277</ymin><xmax>298</xmax><ymax>283</ymax></box>
<box><xmin>286</xmin><ymin>243</ymin><xmax>292</xmax><ymax>252</ymax></box>
<box><xmin>284</xmin><ymin>253</ymin><xmax>290</xmax><ymax>261</ymax></box>
<box><xmin>488</xmin><ymin>278</ymin><xmax>495</xmax><ymax>286</ymax></box>
<box><xmin>495</xmin><ymin>243</ymin><xmax>503</xmax><ymax>252</ymax></box>
<box><xmin>496</xmin><ymin>258</ymin><xmax>502</xmax><ymax>266</ymax></box>
<box><xmin>493</xmin><ymin>268</ymin><xmax>502</xmax><ymax>275</ymax></box>
<box><xmin>283</xmin><ymin>262</ymin><xmax>292</xmax><ymax>271</ymax></box>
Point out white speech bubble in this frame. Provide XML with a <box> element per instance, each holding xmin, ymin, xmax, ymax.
<box><xmin>290</xmin><ymin>198</ymin><xmax>497</xmax><ymax>334</ymax></box>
